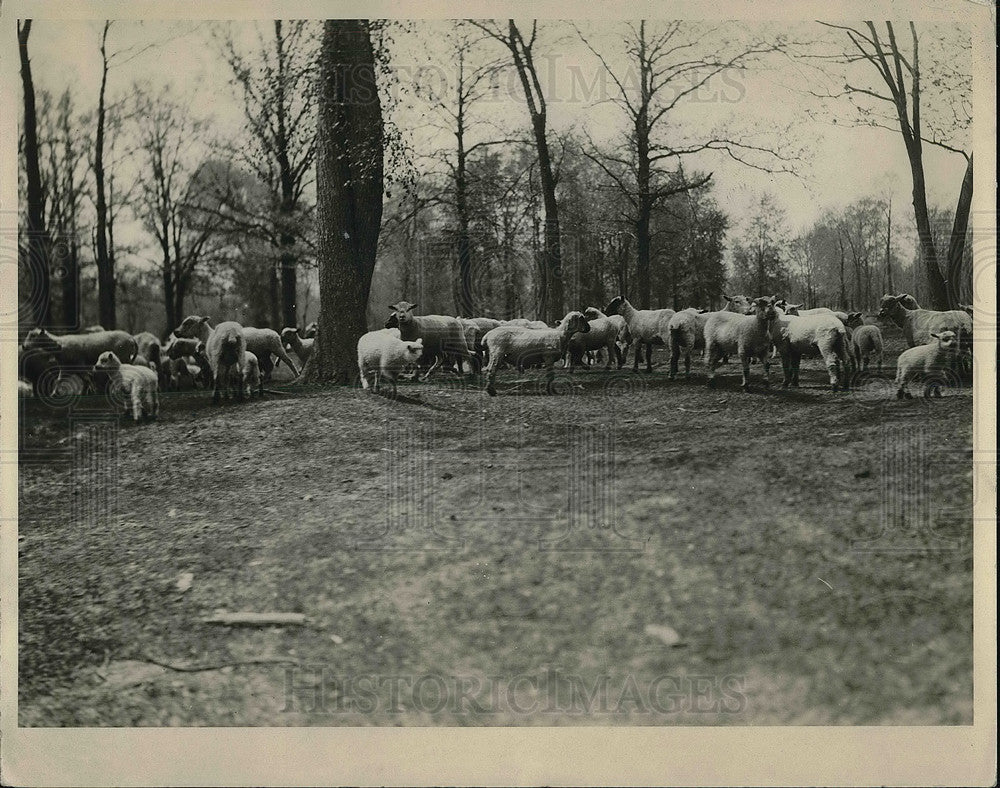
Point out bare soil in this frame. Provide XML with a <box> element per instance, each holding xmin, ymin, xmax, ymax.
<box><xmin>17</xmin><ymin>328</ymin><xmax>974</xmax><ymax>725</ymax></box>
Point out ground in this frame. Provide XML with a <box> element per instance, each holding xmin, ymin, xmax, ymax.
<box><xmin>17</xmin><ymin>327</ymin><xmax>974</xmax><ymax>726</ymax></box>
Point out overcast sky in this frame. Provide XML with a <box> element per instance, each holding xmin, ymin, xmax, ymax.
<box><xmin>23</xmin><ymin>18</ymin><xmax>971</xmax><ymax>255</ymax></box>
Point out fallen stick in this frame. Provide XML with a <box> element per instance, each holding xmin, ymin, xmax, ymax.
<box><xmin>139</xmin><ymin>655</ymin><xmax>298</xmax><ymax>673</ymax></box>
<box><xmin>202</xmin><ymin>612</ymin><xmax>307</xmax><ymax>626</ymax></box>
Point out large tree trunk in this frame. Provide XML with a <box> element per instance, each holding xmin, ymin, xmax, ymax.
<box><xmin>944</xmin><ymin>154</ymin><xmax>973</xmax><ymax>307</ymax></box>
<box><xmin>94</xmin><ymin>24</ymin><xmax>116</xmax><ymax>329</ymax></box>
<box><xmin>455</xmin><ymin>136</ymin><xmax>473</xmax><ymax>318</ymax></box>
<box><xmin>908</xmin><ymin>154</ymin><xmax>950</xmax><ymax>310</ymax></box>
<box><xmin>18</xmin><ymin>20</ymin><xmax>50</xmax><ymax>330</ymax></box>
<box><xmin>306</xmin><ymin>20</ymin><xmax>383</xmax><ymax>383</ymax></box>
<box><xmin>532</xmin><ymin>117</ymin><xmax>563</xmax><ymax>323</ymax></box>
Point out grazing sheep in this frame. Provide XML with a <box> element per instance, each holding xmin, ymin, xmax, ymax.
<box><xmin>93</xmin><ymin>351</ymin><xmax>159</xmax><ymax>422</ymax></box>
<box><xmin>668</xmin><ymin>296</ymin><xmax>751</xmax><ymax>379</ymax></box>
<box><xmin>232</xmin><ymin>350</ymin><xmax>262</xmax><ymax>399</ymax></box>
<box><xmin>704</xmin><ymin>296</ymin><xmax>777</xmax><ymax>391</ymax></box>
<box><xmin>174</xmin><ymin>315</ymin><xmax>247</xmax><ymax>403</ymax></box>
<box><xmin>357</xmin><ymin>329</ymin><xmax>424</xmax><ymax>395</ymax></box>
<box><xmin>604</xmin><ymin>296</ymin><xmax>675</xmax><ymax>373</ymax></box>
<box><xmin>876</xmin><ymin>294</ymin><xmax>972</xmax><ymax>350</ymax></box>
<box><xmin>281</xmin><ymin>327</ymin><xmax>315</xmax><ymax>365</ymax></box>
<box><xmin>303</xmin><ymin>321</ymin><xmax>318</xmax><ymax>339</ymax></box>
<box><xmin>895</xmin><ymin>331</ymin><xmax>960</xmax><ymax>399</ymax></box>
<box><xmin>768</xmin><ymin>308</ymin><xmax>851</xmax><ymax>391</ymax></box>
<box><xmin>243</xmin><ymin>326</ymin><xmax>299</xmax><ymax>380</ymax></box>
<box><xmin>386</xmin><ymin>301</ymin><xmax>473</xmax><ymax>377</ymax></box>
<box><xmin>849</xmin><ymin>324</ymin><xmax>885</xmax><ymax>373</ymax></box>
<box><xmin>567</xmin><ymin>307</ymin><xmax>627</xmax><ymax>372</ymax></box>
<box><xmin>483</xmin><ymin>311</ymin><xmax>591</xmax><ymax>396</ymax></box>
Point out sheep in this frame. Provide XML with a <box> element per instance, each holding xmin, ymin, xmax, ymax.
<box><xmin>895</xmin><ymin>331</ymin><xmax>960</xmax><ymax>399</ymax></box>
<box><xmin>849</xmin><ymin>324</ymin><xmax>885</xmax><ymax>374</ymax></box>
<box><xmin>503</xmin><ymin>318</ymin><xmax>548</xmax><ymax>329</ymax></box>
<box><xmin>876</xmin><ymin>294</ymin><xmax>972</xmax><ymax>351</ymax></box>
<box><xmin>603</xmin><ymin>296</ymin><xmax>675</xmax><ymax>372</ymax></box>
<box><xmin>386</xmin><ymin>301</ymin><xmax>473</xmax><ymax>377</ymax></box>
<box><xmin>174</xmin><ymin>315</ymin><xmax>247</xmax><ymax>403</ymax></box>
<box><xmin>459</xmin><ymin>317</ymin><xmax>504</xmax><ymax>368</ymax></box>
<box><xmin>281</xmin><ymin>327</ymin><xmax>315</xmax><ymax>365</ymax></box>
<box><xmin>231</xmin><ymin>350</ymin><xmax>262</xmax><ymax>399</ymax></box>
<box><xmin>703</xmin><ymin>296</ymin><xmax>777</xmax><ymax>391</ymax></box>
<box><xmin>768</xmin><ymin>308</ymin><xmax>851</xmax><ymax>391</ymax></box>
<box><xmin>242</xmin><ymin>326</ymin><xmax>300</xmax><ymax>380</ymax></box>
<box><xmin>778</xmin><ymin>302</ymin><xmax>850</xmax><ymax>324</ymax></box>
<box><xmin>93</xmin><ymin>351</ymin><xmax>159</xmax><ymax>422</ymax></box>
<box><xmin>164</xmin><ymin>336</ymin><xmax>212</xmax><ymax>388</ymax></box>
<box><xmin>357</xmin><ymin>329</ymin><xmax>424</xmax><ymax>395</ymax></box>
<box><xmin>483</xmin><ymin>311</ymin><xmax>591</xmax><ymax>396</ymax></box>
<box><xmin>303</xmin><ymin>321</ymin><xmax>318</xmax><ymax>339</ymax></box>
<box><xmin>167</xmin><ymin>357</ymin><xmax>201</xmax><ymax>391</ymax></box>
<box><xmin>82</xmin><ymin>325</ymin><xmax>106</xmax><ymax>333</ymax></box>
<box><xmin>21</xmin><ymin>328</ymin><xmax>138</xmax><ymax>396</ymax></box>
<box><xmin>566</xmin><ymin>307</ymin><xmax>627</xmax><ymax>372</ymax></box>
<box><xmin>667</xmin><ymin>296</ymin><xmax>751</xmax><ymax>379</ymax></box>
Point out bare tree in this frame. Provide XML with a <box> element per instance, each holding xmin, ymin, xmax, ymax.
<box><xmin>218</xmin><ymin>20</ymin><xmax>318</xmax><ymax>329</ymax></box>
<box><xmin>17</xmin><ymin>19</ymin><xmax>51</xmax><ymax>329</ymax></box>
<box><xmin>468</xmin><ymin>20</ymin><xmax>564</xmax><ymax>323</ymax></box>
<box><xmin>306</xmin><ymin>20</ymin><xmax>384</xmax><ymax>382</ymax></box>
<box><xmin>811</xmin><ymin>22</ymin><xmax>972</xmax><ymax>309</ymax></box>
<box><xmin>576</xmin><ymin>21</ymin><xmax>795</xmax><ymax>309</ymax></box>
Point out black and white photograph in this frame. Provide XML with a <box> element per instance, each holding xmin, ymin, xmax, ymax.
<box><xmin>1</xmin><ymin>1</ymin><xmax>995</xmax><ymax>785</ymax></box>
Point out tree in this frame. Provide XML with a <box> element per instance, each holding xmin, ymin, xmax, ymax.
<box><xmin>218</xmin><ymin>20</ymin><xmax>318</xmax><ymax>329</ymax></box>
<box><xmin>93</xmin><ymin>21</ymin><xmax>116</xmax><ymax>328</ymax></box>
<box><xmin>469</xmin><ymin>20</ymin><xmax>564</xmax><ymax>323</ymax></box>
<box><xmin>135</xmin><ymin>91</ymin><xmax>231</xmax><ymax>331</ymax></box>
<box><xmin>17</xmin><ymin>19</ymin><xmax>51</xmax><ymax>330</ymax></box>
<box><xmin>729</xmin><ymin>194</ymin><xmax>790</xmax><ymax>297</ymax></box>
<box><xmin>576</xmin><ymin>21</ymin><xmax>794</xmax><ymax>308</ymax></box>
<box><xmin>812</xmin><ymin>22</ymin><xmax>972</xmax><ymax>309</ymax></box>
<box><xmin>307</xmin><ymin>20</ymin><xmax>384</xmax><ymax>383</ymax></box>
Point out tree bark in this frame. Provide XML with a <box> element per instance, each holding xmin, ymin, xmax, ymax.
<box><xmin>944</xmin><ymin>154</ymin><xmax>973</xmax><ymax>307</ymax></box>
<box><xmin>307</xmin><ymin>20</ymin><xmax>383</xmax><ymax>383</ymax></box>
<box><xmin>18</xmin><ymin>20</ymin><xmax>50</xmax><ymax>329</ymax></box>
<box><xmin>94</xmin><ymin>22</ymin><xmax>116</xmax><ymax>329</ymax></box>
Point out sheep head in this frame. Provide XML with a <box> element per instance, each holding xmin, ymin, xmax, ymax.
<box><xmin>388</xmin><ymin>301</ymin><xmax>418</xmax><ymax>328</ymax></box>
<box><xmin>845</xmin><ymin>312</ymin><xmax>864</xmax><ymax>328</ymax></box>
<box><xmin>723</xmin><ymin>294</ymin><xmax>753</xmax><ymax>314</ymax></box>
<box><xmin>280</xmin><ymin>327</ymin><xmax>300</xmax><ymax>347</ymax></box>
<box><xmin>604</xmin><ymin>296</ymin><xmax>625</xmax><ymax>316</ymax></box>
<box><xmin>783</xmin><ymin>303</ymin><xmax>803</xmax><ymax>316</ymax></box>
<box><xmin>751</xmin><ymin>297</ymin><xmax>778</xmax><ymax>322</ymax></box>
<box><xmin>402</xmin><ymin>338</ymin><xmax>424</xmax><ymax>363</ymax></box>
<box><xmin>93</xmin><ymin>351</ymin><xmax>122</xmax><ymax>371</ymax></box>
<box><xmin>22</xmin><ymin>328</ymin><xmax>60</xmax><ymax>354</ymax></box>
<box><xmin>583</xmin><ymin>306</ymin><xmax>605</xmax><ymax>321</ymax></box>
<box><xmin>175</xmin><ymin>315</ymin><xmax>212</xmax><ymax>340</ymax></box>
<box><xmin>562</xmin><ymin>311</ymin><xmax>591</xmax><ymax>334</ymax></box>
<box><xmin>931</xmin><ymin>330</ymin><xmax>958</xmax><ymax>353</ymax></box>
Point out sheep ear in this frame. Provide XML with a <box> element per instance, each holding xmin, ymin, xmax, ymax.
<box><xmin>723</xmin><ymin>294</ymin><xmax>733</xmax><ymax>301</ymax></box>
<box><xmin>930</xmin><ymin>332</ymin><xmax>940</xmax><ymax>339</ymax></box>
<box><xmin>200</xmin><ymin>316</ymin><xmax>209</xmax><ymax>323</ymax></box>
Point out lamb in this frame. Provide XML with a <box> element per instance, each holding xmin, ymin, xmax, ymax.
<box><xmin>849</xmin><ymin>324</ymin><xmax>884</xmax><ymax>373</ymax></box>
<box><xmin>876</xmin><ymin>294</ymin><xmax>972</xmax><ymax>350</ymax></box>
<box><xmin>566</xmin><ymin>307</ymin><xmax>627</xmax><ymax>371</ymax></box>
<box><xmin>243</xmin><ymin>326</ymin><xmax>300</xmax><ymax>380</ymax></box>
<box><xmin>303</xmin><ymin>321</ymin><xmax>318</xmax><ymax>339</ymax></box>
<box><xmin>164</xmin><ymin>336</ymin><xmax>212</xmax><ymax>387</ymax></box>
<box><xmin>386</xmin><ymin>301</ymin><xmax>473</xmax><ymax>377</ymax></box>
<box><xmin>167</xmin><ymin>357</ymin><xmax>201</xmax><ymax>391</ymax></box>
<box><xmin>281</xmin><ymin>327</ymin><xmax>315</xmax><ymax>365</ymax></box>
<box><xmin>93</xmin><ymin>351</ymin><xmax>159</xmax><ymax>422</ymax></box>
<box><xmin>895</xmin><ymin>331</ymin><xmax>960</xmax><ymax>399</ymax></box>
<box><xmin>768</xmin><ymin>308</ymin><xmax>851</xmax><ymax>391</ymax></box>
<box><xmin>234</xmin><ymin>350</ymin><xmax>262</xmax><ymax>399</ymax></box>
<box><xmin>483</xmin><ymin>311</ymin><xmax>591</xmax><ymax>396</ymax></box>
<box><xmin>174</xmin><ymin>315</ymin><xmax>247</xmax><ymax>403</ymax></box>
<box><xmin>703</xmin><ymin>296</ymin><xmax>777</xmax><ymax>390</ymax></box>
<box><xmin>357</xmin><ymin>329</ymin><xmax>424</xmax><ymax>395</ymax></box>
<box><xmin>668</xmin><ymin>295</ymin><xmax>752</xmax><ymax>379</ymax></box>
<box><xmin>603</xmin><ymin>296</ymin><xmax>675</xmax><ymax>373</ymax></box>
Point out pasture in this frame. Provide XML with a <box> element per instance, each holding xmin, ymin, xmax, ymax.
<box><xmin>17</xmin><ymin>327</ymin><xmax>973</xmax><ymax>725</ymax></box>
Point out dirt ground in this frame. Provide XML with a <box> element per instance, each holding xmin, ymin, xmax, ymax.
<box><xmin>17</xmin><ymin>328</ymin><xmax>975</xmax><ymax>725</ymax></box>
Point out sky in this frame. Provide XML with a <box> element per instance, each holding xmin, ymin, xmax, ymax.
<box><xmin>21</xmin><ymin>18</ymin><xmax>973</xmax><ymax>260</ymax></box>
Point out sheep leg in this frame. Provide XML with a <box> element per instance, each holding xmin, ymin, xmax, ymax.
<box><xmin>632</xmin><ymin>342</ymin><xmax>641</xmax><ymax>372</ymax></box>
<box><xmin>212</xmin><ymin>371</ymin><xmax>223</xmax><ymax>403</ymax></box>
<box><xmin>484</xmin><ymin>357</ymin><xmax>499</xmax><ymax>397</ymax></box>
<box><xmin>645</xmin><ymin>343</ymin><xmax>653</xmax><ymax>373</ymax></box>
<box><xmin>705</xmin><ymin>346</ymin><xmax>720</xmax><ymax>388</ymax></box>
<box><xmin>740</xmin><ymin>352</ymin><xmax>752</xmax><ymax>391</ymax></box>
<box><xmin>259</xmin><ymin>355</ymin><xmax>275</xmax><ymax>382</ymax></box>
<box><xmin>669</xmin><ymin>342</ymin><xmax>680</xmax><ymax>380</ymax></box>
<box><xmin>275</xmin><ymin>347</ymin><xmax>300</xmax><ymax>377</ymax></box>
<box><xmin>762</xmin><ymin>353</ymin><xmax>771</xmax><ymax>388</ymax></box>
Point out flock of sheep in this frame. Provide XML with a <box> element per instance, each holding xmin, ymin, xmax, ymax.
<box><xmin>16</xmin><ymin>291</ymin><xmax>973</xmax><ymax>423</ymax></box>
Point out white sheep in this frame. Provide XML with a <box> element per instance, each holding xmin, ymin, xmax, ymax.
<box><xmin>387</xmin><ymin>301</ymin><xmax>473</xmax><ymax>377</ymax></box>
<box><xmin>566</xmin><ymin>307</ymin><xmax>627</xmax><ymax>371</ymax></box>
<box><xmin>93</xmin><ymin>351</ymin><xmax>159</xmax><ymax>422</ymax></box>
<box><xmin>459</xmin><ymin>317</ymin><xmax>503</xmax><ymax>369</ymax></box>
<box><xmin>703</xmin><ymin>296</ymin><xmax>777</xmax><ymax>390</ymax></box>
<box><xmin>778</xmin><ymin>303</ymin><xmax>850</xmax><ymax>324</ymax></box>
<box><xmin>281</xmin><ymin>327</ymin><xmax>315</xmax><ymax>365</ymax></box>
<box><xmin>667</xmin><ymin>296</ymin><xmax>751</xmax><ymax>379</ymax></box>
<box><xmin>895</xmin><ymin>331</ymin><xmax>960</xmax><ymax>399</ymax></box>
<box><xmin>303</xmin><ymin>321</ymin><xmax>318</xmax><ymax>339</ymax></box>
<box><xmin>768</xmin><ymin>308</ymin><xmax>851</xmax><ymax>391</ymax></box>
<box><xmin>174</xmin><ymin>315</ymin><xmax>247</xmax><ymax>403</ymax></box>
<box><xmin>604</xmin><ymin>296</ymin><xmax>675</xmax><ymax>372</ymax></box>
<box><xmin>483</xmin><ymin>311</ymin><xmax>591</xmax><ymax>396</ymax></box>
<box><xmin>233</xmin><ymin>350</ymin><xmax>262</xmax><ymax>399</ymax></box>
<box><xmin>357</xmin><ymin>329</ymin><xmax>424</xmax><ymax>395</ymax></box>
<box><xmin>843</xmin><ymin>315</ymin><xmax>884</xmax><ymax>374</ymax></box>
<box><xmin>243</xmin><ymin>326</ymin><xmax>300</xmax><ymax>380</ymax></box>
